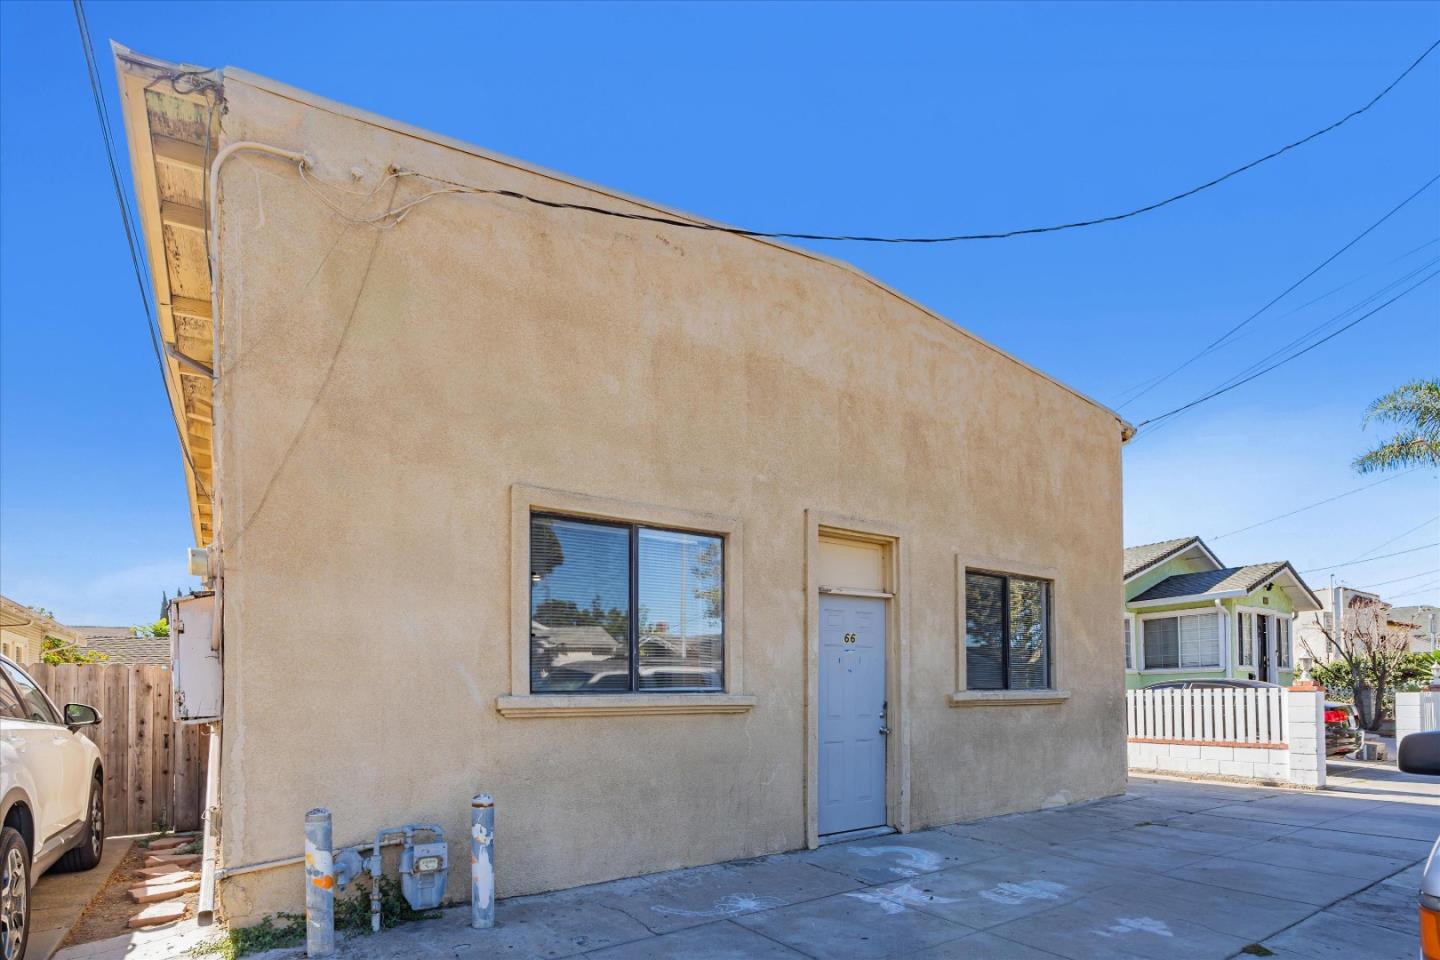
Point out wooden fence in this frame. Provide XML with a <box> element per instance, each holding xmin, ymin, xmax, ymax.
<box><xmin>24</xmin><ymin>663</ymin><xmax>210</xmax><ymax>836</ymax></box>
<box><xmin>1125</xmin><ymin>686</ymin><xmax>1289</xmax><ymax>746</ymax></box>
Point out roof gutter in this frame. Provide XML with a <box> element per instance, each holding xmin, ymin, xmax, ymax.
<box><xmin>1128</xmin><ymin>589</ymin><xmax>1247</xmax><ymax>609</ymax></box>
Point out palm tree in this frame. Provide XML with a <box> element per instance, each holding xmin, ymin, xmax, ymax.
<box><xmin>1353</xmin><ymin>378</ymin><xmax>1440</xmax><ymax>473</ymax></box>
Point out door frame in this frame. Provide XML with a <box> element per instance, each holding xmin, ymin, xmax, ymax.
<box><xmin>803</xmin><ymin>510</ymin><xmax>910</xmax><ymax>848</ymax></box>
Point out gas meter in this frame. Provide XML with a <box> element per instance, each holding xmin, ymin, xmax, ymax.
<box><xmin>398</xmin><ymin>837</ymin><xmax>449</xmax><ymax>910</ymax></box>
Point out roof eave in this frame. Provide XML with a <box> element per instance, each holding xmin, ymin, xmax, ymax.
<box><xmin>1128</xmin><ymin>590</ymin><xmax>1246</xmax><ymax>609</ymax></box>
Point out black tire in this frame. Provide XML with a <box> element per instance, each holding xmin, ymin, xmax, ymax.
<box><xmin>1</xmin><ymin>825</ymin><xmax>29</xmax><ymax>960</ymax></box>
<box><xmin>54</xmin><ymin>776</ymin><xmax>104</xmax><ymax>874</ymax></box>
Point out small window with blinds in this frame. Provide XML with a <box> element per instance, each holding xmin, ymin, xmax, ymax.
<box><xmin>1123</xmin><ymin>618</ymin><xmax>1132</xmax><ymax>670</ymax></box>
<box><xmin>530</xmin><ymin>513</ymin><xmax>723</xmax><ymax>694</ymax></box>
<box><xmin>965</xmin><ymin>571</ymin><xmax>1052</xmax><ymax>691</ymax></box>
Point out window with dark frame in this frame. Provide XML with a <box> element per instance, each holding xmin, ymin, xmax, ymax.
<box><xmin>530</xmin><ymin>513</ymin><xmax>724</xmax><ymax>694</ymax></box>
<box><xmin>965</xmin><ymin>571</ymin><xmax>1052</xmax><ymax>691</ymax></box>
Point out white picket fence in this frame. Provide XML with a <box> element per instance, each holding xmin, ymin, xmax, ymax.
<box><xmin>1125</xmin><ymin>686</ymin><xmax>1325</xmax><ymax>786</ymax></box>
<box><xmin>1126</xmin><ymin>687</ymin><xmax>1289</xmax><ymax>745</ymax></box>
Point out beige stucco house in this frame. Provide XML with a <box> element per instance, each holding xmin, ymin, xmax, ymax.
<box><xmin>114</xmin><ymin>46</ymin><xmax>1134</xmax><ymax>925</ymax></box>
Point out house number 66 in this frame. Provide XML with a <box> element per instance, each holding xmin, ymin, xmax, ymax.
<box><xmin>843</xmin><ymin>632</ymin><xmax>858</xmax><ymax>644</ymax></box>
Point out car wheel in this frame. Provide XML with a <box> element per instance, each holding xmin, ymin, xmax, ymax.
<box><xmin>55</xmin><ymin>776</ymin><xmax>104</xmax><ymax>873</ymax></box>
<box><xmin>1</xmin><ymin>826</ymin><xmax>29</xmax><ymax>960</ymax></box>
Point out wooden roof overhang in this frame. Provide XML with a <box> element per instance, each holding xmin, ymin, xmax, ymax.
<box><xmin>112</xmin><ymin>45</ymin><xmax>221</xmax><ymax>547</ymax></box>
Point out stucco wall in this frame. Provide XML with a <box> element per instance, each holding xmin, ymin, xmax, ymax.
<box><xmin>209</xmin><ymin>72</ymin><xmax>1127</xmax><ymax>924</ymax></box>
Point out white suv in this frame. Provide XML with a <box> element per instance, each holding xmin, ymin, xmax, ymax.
<box><xmin>1</xmin><ymin>655</ymin><xmax>105</xmax><ymax>960</ymax></box>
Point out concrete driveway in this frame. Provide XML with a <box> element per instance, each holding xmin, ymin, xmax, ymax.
<box><xmin>238</xmin><ymin>774</ymin><xmax>1435</xmax><ymax>960</ymax></box>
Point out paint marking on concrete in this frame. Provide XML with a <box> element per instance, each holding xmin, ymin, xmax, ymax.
<box><xmin>1095</xmin><ymin>916</ymin><xmax>1174</xmax><ymax>938</ymax></box>
<box><xmin>849</xmin><ymin>845</ymin><xmax>943</xmax><ymax>877</ymax></box>
<box><xmin>978</xmin><ymin>879</ymin><xmax>1067</xmax><ymax>905</ymax></box>
<box><xmin>651</xmin><ymin>894</ymin><xmax>785</xmax><ymax>918</ymax></box>
<box><xmin>844</xmin><ymin>882</ymin><xmax>957</xmax><ymax>915</ymax></box>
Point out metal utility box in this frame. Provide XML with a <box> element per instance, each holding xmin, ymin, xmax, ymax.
<box><xmin>170</xmin><ymin>591</ymin><xmax>221</xmax><ymax>723</ymax></box>
<box><xmin>398</xmin><ymin>840</ymin><xmax>449</xmax><ymax>911</ymax></box>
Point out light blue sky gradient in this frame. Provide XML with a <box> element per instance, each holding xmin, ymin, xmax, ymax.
<box><xmin>2</xmin><ymin>1</ymin><xmax>1436</xmax><ymax>625</ymax></box>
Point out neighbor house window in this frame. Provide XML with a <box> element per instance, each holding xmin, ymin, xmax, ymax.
<box><xmin>1143</xmin><ymin>611</ymin><xmax>1220</xmax><ymax>670</ymax></box>
<box><xmin>530</xmin><ymin>514</ymin><xmax>723</xmax><ymax>694</ymax></box>
<box><xmin>1277</xmin><ymin>619</ymin><xmax>1291</xmax><ymax>668</ymax></box>
<box><xmin>1237</xmin><ymin>612</ymin><xmax>1254</xmax><ymax>666</ymax></box>
<box><xmin>1123</xmin><ymin>618</ymin><xmax>1132</xmax><ymax>671</ymax></box>
<box><xmin>965</xmin><ymin>572</ymin><xmax>1051</xmax><ymax>690</ymax></box>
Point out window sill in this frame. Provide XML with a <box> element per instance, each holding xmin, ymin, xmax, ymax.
<box><xmin>948</xmin><ymin>690</ymin><xmax>1071</xmax><ymax>708</ymax></box>
<box><xmin>496</xmin><ymin>693</ymin><xmax>757</xmax><ymax>718</ymax></box>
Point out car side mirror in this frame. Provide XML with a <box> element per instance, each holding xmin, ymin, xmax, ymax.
<box><xmin>1398</xmin><ymin>730</ymin><xmax>1440</xmax><ymax>775</ymax></box>
<box><xmin>64</xmin><ymin>702</ymin><xmax>101</xmax><ymax>731</ymax></box>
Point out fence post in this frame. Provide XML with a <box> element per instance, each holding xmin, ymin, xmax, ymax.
<box><xmin>305</xmin><ymin>808</ymin><xmax>336</xmax><ymax>957</ymax></box>
<box><xmin>471</xmin><ymin>793</ymin><xmax>495</xmax><ymax>929</ymax></box>
<box><xmin>1396</xmin><ymin>683</ymin><xmax>1440</xmax><ymax>748</ymax></box>
<box><xmin>1285</xmin><ymin>685</ymin><xmax>1326</xmax><ymax>788</ymax></box>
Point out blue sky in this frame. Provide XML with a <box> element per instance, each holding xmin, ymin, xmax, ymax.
<box><xmin>1</xmin><ymin>1</ymin><xmax>1437</xmax><ymax>626</ymax></box>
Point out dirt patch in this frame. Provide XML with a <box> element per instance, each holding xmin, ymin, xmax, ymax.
<box><xmin>61</xmin><ymin>840</ymin><xmax>201</xmax><ymax>948</ymax></box>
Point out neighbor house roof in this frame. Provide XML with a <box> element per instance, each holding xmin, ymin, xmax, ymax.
<box><xmin>1129</xmin><ymin>561</ymin><xmax>1323</xmax><ymax>611</ymax></box>
<box><xmin>0</xmin><ymin>595</ymin><xmax>82</xmax><ymax>646</ymax></box>
<box><xmin>80</xmin><ymin>634</ymin><xmax>171</xmax><ymax>665</ymax></box>
<box><xmin>1123</xmin><ymin>536</ymin><xmax>1222</xmax><ymax>580</ymax></box>
<box><xmin>72</xmin><ymin>626</ymin><xmax>138</xmax><ymax>642</ymax></box>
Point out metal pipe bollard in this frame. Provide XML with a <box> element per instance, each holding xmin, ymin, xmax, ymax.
<box><xmin>304</xmin><ymin>808</ymin><xmax>336</xmax><ymax>957</ymax></box>
<box><xmin>470</xmin><ymin>794</ymin><xmax>495</xmax><ymax>929</ymax></box>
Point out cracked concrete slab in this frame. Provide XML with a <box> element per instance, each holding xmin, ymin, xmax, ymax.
<box><xmin>730</xmin><ymin>883</ymin><xmax>974</xmax><ymax>959</ymax></box>
<box><xmin>226</xmin><ymin>775</ymin><xmax>1428</xmax><ymax>960</ymax></box>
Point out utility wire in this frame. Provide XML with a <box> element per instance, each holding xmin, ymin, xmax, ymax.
<box><xmin>1345</xmin><ymin>514</ymin><xmax>1440</xmax><ymax>564</ymax></box>
<box><xmin>1123</xmin><ymin>252</ymin><xmax>1440</xmax><ymax>443</ymax></box>
<box><xmin>1354</xmin><ymin>568</ymin><xmax>1440</xmax><ymax>590</ymax></box>
<box><xmin>73</xmin><ymin>0</ymin><xmax>210</xmax><ymax>501</ymax></box>
<box><xmin>1195</xmin><ymin>255</ymin><xmax>1440</xmax><ymax>403</ymax></box>
<box><xmin>1114</xmin><ymin>174</ymin><xmax>1440</xmax><ymax>409</ymax></box>
<box><xmin>386</xmin><ymin>40</ymin><xmax>1439</xmax><ymax>245</ymax></box>
<box><xmin>1210</xmin><ymin>468</ymin><xmax>1423</xmax><ymax>540</ymax></box>
<box><xmin>1301</xmin><ymin>541</ymin><xmax>1440</xmax><ymax>573</ymax></box>
<box><xmin>1134</xmin><ymin>268</ymin><xmax>1439</xmax><ymax>431</ymax></box>
<box><xmin>1387</xmin><ymin>579</ymin><xmax>1440</xmax><ymax>600</ymax></box>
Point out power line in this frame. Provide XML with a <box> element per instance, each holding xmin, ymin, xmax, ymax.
<box><xmin>390</xmin><ymin>40</ymin><xmax>1439</xmax><ymax>245</ymax></box>
<box><xmin>1197</xmin><ymin>255</ymin><xmax>1440</xmax><ymax>402</ymax></box>
<box><xmin>1346</xmin><ymin>514</ymin><xmax>1440</xmax><ymax>564</ymax></box>
<box><xmin>1210</xmin><ymin>468</ymin><xmax>1424</xmax><ymax>540</ymax></box>
<box><xmin>72</xmin><ymin>0</ymin><xmax>210</xmax><ymax>501</ymax></box>
<box><xmin>1387</xmin><ymin>579</ymin><xmax>1440</xmax><ymax>600</ymax></box>
<box><xmin>1301</xmin><ymin>541</ymin><xmax>1440</xmax><ymax>573</ymax></box>
<box><xmin>1134</xmin><ymin>268</ymin><xmax>1439</xmax><ymax>431</ymax></box>
<box><xmin>1123</xmin><ymin>252</ymin><xmax>1440</xmax><ymax>443</ymax></box>
<box><xmin>1354</xmin><ymin>568</ymin><xmax>1440</xmax><ymax>590</ymax></box>
<box><xmin>1113</xmin><ymin>174</ymin><xmax>1439</xmax><ymax>409</ymax></box>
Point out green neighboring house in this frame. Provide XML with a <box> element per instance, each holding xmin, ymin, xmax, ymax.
<box><xmin>1123</xmin><ymin>536</ymin><xmax>1323</xmax><ymax>690</ymax></box>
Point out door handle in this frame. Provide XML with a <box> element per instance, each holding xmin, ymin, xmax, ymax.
<box><xmin>879</xmin><ymin>725</ymin><xmax>891</xmax><ymax>736</ymax></box>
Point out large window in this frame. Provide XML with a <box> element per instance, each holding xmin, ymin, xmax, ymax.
<box><xmin>965</xmin><ymin>572</ymin><xmax>1052</xmax><ymax>691</ymax></box>
<box><xmin>1142</xmin><ymin>612</ymin><xmax>1220</xmax><ymax>670</ymax></box>
<box><xmin>530</xmin><ymin>514</ymin><xmax>723</xmax><ymax>694</ymax></box>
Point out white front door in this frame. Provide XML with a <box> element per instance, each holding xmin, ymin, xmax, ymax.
<box><xmin>818</xmin><ymin>595</ymin><xmax>887</xmax><ymax>836</ymax></box>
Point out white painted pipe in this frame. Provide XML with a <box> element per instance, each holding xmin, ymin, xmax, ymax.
<box><xmin>196</xmin><ymin>721</ymin><xmax>222</xmax><ymax>921</ymax></box>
